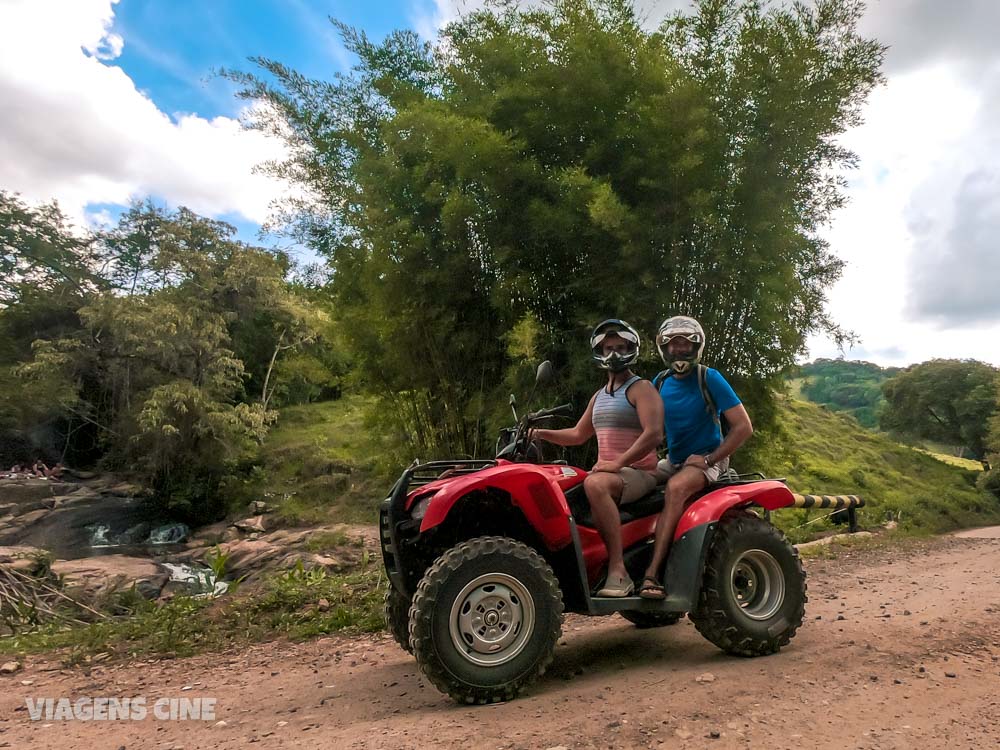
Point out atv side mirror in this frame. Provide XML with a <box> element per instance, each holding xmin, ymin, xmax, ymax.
<box><xmin>535</xmin><ymin>360</ymin><xmax>553</xmax><ymax>384</ymax></box>
<box><xmin>509</xmin><ymin>393</ymin><xmax>518</xmax><ymax>421</ymax></box>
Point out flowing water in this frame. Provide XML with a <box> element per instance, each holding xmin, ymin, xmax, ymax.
<box><xmin>161</xmin><ymin>562</ymin><xmax>229</xmax><ymax>596</ymax></box>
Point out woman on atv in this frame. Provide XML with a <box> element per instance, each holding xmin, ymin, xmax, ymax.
<box><xmin>639</xmin><ymin>316</ymin><xmax>754</xmax><ymax>599</ymax></box>
<box><xmin>533</xmin><ymin>319</ymin><xmax>663</xmax><ymax>597</ymax></box>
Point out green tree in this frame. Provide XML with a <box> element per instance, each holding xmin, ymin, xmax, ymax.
<box><xmin>982</xmin><ymin>384</ymin><xmax>1000</xmax><ymax>496</ymax></box>
<box><xmin>0</xmin><ymin>191</ymin><xmax>105</xmax><ymax>463</ymax></box>
<box><xmin>880</xmin><ymin>359</ymin><xmax>999</xmax><ymax>460</ymax></box>
<box><xmin>230</xmin><ymin>0</ymin><xmax>884</xmax><ymax>460</ymax></box>
<box><xmin>4</xmin><ymin>201</ymin><xmax>338</xmax><ymax>519</ymax></box>
<box><xmin>796</xmin><ymin>358</ymin><xmax>899</xmax><ymax>427</ymax></box>
<box><xmin>0</xmin><ymin>191</ymin><xmax>104</xmax><ymax>308</ymax></box>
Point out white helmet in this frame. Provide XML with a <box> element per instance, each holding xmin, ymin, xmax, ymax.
<box><xmin>590</xmin><ymin>319</ymin><xmax>640</xmax><ymax>373</ymax></box>
<box><xmin>656</xmin><ymin>316</ymin><xmax>705</xmax><ymax>375</ymax></box>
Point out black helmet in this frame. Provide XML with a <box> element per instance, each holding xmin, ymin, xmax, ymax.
<box><xmin>655</xmin><ymin>316</ymin><xmax>706</xmax><ymax>375</ymax></box>
<box><xmin>590</xmin><ymin>319</ymin><xmax>640</xmax><ymax>373</ymax></box>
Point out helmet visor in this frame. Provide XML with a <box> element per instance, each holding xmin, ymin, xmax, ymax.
<box><xmin>592</xmin><ymin>329</ymin><xmax>639</xmax><ymax>348</ymax></box>
<box><xmin>656</xmin><ymin>331</ymin><xmax>702</xmax><ymax>347</ymax></box>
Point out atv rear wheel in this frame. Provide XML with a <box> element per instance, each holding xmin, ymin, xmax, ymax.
<box><xmin>689</xmin><ymin>514</ymin><xmax>806</xmax><ymax>657</ymax></box>
<box><xmin>384</xmin><ymin>585</ymin><xmax>412</xmax><ymax>654</ymax></box>
<box><xmin>619</xmin><ymin>610</ymin><xmax>682</xmax><ymax>629</ymax></box>
<box><xmin>409</xmin><ymin>536</ymin><xmax>563</xmax><ymax>704</ymax></box>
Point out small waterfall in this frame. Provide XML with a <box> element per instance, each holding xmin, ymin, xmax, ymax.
<box><xmin>87</xmin><ymin>523</ymin><xmax>113</xmax><ymax>547</ymax></box>
<box><xmin>161</xmin><ymin>562</ymin><xmax>229</xmax><ymax>597</ymax></box>
<box><xmin>147</xmin><ymin>523</ymin><xmax>190</xmax><ymax>545</ymax></box>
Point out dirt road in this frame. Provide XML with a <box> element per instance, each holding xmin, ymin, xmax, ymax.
<box><xmin>3</xmin><ymin>532</ymin><xmax>1000</xmax><ymax>750</ymax></box>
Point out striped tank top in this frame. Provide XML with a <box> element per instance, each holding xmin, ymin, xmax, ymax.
<box><xmin>592</xmin><ymin>375</ymin><xmax>657</xmax><ymax>471</ymax></box>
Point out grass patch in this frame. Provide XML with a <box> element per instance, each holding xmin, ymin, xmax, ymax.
<box><xmin>304</xmin><ymin>529</ymin><xmax>364</xmax><ymax>552</ymax></box>
<box><xmin>0</xmin><ymin>564</ymin><xmax>385</xmax><ymax>663</ymax></box>
<box><xmin>914</xmin><ymin>448</ymin><xmax>984</xmax><ymax>471</ymax></box>
<box><xmin>767</xmin><ymin>395</ymin><xmax>1000</xmax><ymax>538</ymax></box>
<box><xmin>227</xmin><ymin>395</ymin><xmax>390</xmax><ymax>526</ymax></box>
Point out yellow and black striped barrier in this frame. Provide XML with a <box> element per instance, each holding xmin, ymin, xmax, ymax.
<box><xmin>790</xmin><ymin>494</ymin><xmax>865</xmax><ymax>510</ymax></box>
<box><xmin>790</xmin><ymin>493</ymin><xmax>865</xmax><ymax>532</ymax></box>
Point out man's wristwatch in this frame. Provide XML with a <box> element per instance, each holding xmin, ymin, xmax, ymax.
<box><xmin>704</xmin><ymin>455</ymin><xmax>715</xmax><ymax>468</ymax></box>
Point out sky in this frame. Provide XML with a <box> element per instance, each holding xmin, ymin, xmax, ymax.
<box><xmin>1</xmin><ymin>0</ymin><xmax>998</xmax><ymax>368</ymax></box>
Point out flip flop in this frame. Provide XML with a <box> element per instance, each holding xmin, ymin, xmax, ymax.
<box><xmin>638</xmin><ymin>576</ymin><xmax>666</xmax><ymax>600</ymax></box>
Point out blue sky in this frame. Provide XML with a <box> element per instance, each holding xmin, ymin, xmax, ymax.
<box><xmin>2</xmin><ymin>0</ymin><xmax>1000</xmax><ymax>366</ymax></box>
<box><xmin>93</xmin><ymin>0</ymin><xmax>440</xmax><ymax>245</ymax></box>
<box><xmin>108</xmin><ymin>0</ymin><xmax>417</xmax><ymax>121</ymax></box>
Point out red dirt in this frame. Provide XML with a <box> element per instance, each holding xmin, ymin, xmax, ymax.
<box><xmin>3</xmin><ymin>532</ymin><xmax>1000</xmax><ymax>749</ymax></box>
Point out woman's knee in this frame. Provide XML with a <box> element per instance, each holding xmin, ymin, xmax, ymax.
<box><xmin>584</xmin><ymin>473</ymin><xmax>619</xmax><ymax>501</ymax></box>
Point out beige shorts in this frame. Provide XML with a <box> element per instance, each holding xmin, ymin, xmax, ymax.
<box><xmin>656</xmin><ymin>455</ymin><xmax>730</xmax><ymax>483</ymax></box>
<box><xmin>617</xmin><ymin>467</ymin><xmax>659</xmax><ymax>504</ymax></box>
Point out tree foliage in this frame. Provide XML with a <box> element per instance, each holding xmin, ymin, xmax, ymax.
<box><xmin>0</xmin><ymin>200</ymin><xmax>341</xmax><ymax>520</ymax></box>
<box><xmin>0</xmin><ymin>191</ymin><xmax>104</xmax><ymax>308</ymax></box>
<box><xmin>880</xmin><ymin>359</ymin><xmax>1000</xmax><ymax>460</ymax></box>
<box><xmin>982</xmin><ymin>390</ymin><xmax>1000</xmax><ymax>496</ymax></box>
<box><xmin>231</xmin><ymin>0</ymin><xmax>884</xmax><ymax>459</ymax></box>
<box><xmin>796</xmin><ymin>358</ymin><xmax>899</xmax><ymax>427</ymax></box>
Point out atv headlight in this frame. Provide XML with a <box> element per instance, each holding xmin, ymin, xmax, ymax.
<box><xmin>410</xmin><ymin>493</ymin><xmax>435</xmax><ymax>521</ymax></box>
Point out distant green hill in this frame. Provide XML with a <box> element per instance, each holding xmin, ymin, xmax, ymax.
<box><xmin>768</xmin><ymin>395</ymin><xmax>997</xmax><ymax>541</ymax></box>
<box><xmin>238</xmin><ymin>391</ymin><xmax>999</xmax><ymax>542</ymax></box>
<box><xmin>791</xmin><ymin>358</ymin><xmax>900</xmax><ymax>428</ymax></box>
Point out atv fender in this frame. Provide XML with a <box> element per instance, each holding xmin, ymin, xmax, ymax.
<box><xmin>649</xmin><ymin>481</ymin><xmax>796</xmax><ymax>609</ymax></box>
<box><xmin>674</xmin><ymin>480</ymin><xmax>796</xmax><ymax>539</ymax></box>
<box><xmin>417</xmin><ymin>463</ymin><xmax>579</xmax><ymax>550</ymax></box>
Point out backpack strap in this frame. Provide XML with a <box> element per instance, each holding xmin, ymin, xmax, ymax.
<box><xmin>655</xmin><ymin>365</ymin><xmax>722</xmax><ymax>431</ymax></box>
<box><xmin>652</xmin><ymin>369</ymin><xmax>670</xmax><ymax>392</ymax></box>
<box><xmin>697</xmin><ymin>364</ymin><xmax>721</xmax><ymax>428</ymax></box>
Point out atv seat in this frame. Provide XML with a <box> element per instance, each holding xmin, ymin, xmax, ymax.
<box><xmin>566</xmin><ymin>470</ymin><xmax>782</xmax><ymax>529</ymax></box>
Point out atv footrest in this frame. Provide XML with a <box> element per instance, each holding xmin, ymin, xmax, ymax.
<box><xmin>587</xmin><ymin>594</ymin><xmax>689</xmax><ymax>615</ymax></box>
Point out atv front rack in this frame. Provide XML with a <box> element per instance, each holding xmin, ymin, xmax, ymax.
<box><xmin>404</xmin><ymin>459</ymin><xmax>499</xmax><ymax>489</ymax></box>
<box><xmin>381</xmin><ymin>459</ymin><xmax>497</xmax><ymax>595</ymax></box>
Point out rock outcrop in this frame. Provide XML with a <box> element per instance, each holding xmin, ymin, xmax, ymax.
<box><xmin>51</xmin><ymin>556</ymin><xmax>170</xmax><ymax>601</ymax></box>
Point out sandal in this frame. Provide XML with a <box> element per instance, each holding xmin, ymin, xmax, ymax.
<box><xmin>638</xmin><ymin>576</ymin><xmax>666</xmax><ymax>600</ymax></box>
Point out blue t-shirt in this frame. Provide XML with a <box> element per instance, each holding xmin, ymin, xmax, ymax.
<box><xmin>659</xmin><ymin>367</ymin><xmax>741</xmax><ymax>465</ymax></box>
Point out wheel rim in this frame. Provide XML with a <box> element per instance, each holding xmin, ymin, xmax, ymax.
<box><xmin>730</xmin><ymin>549</ymin><xmax>785</xmax><ymax>621</ymax></box>
<box><xmin>449</xmin><ymin>572</ymin><xmax>535</xmax><ymax>667</ymax></box>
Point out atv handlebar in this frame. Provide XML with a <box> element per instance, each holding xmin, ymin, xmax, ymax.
<box><xmin>526</xmin><ymin>403</ymin><xmax>574</xmax><ymax>422</ymax></box>
<box><xmin>495</xmin><ymin>403</ymin><xmax>574</xmax><ymax>462</ymax></box>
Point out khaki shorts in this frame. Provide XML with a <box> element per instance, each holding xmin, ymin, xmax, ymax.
<box><xmin>617</xmin><ymin>467</ymin><xmax>659</xmax><ymax>504</ymax></box>
<box><xmin>656</xmin><ymin>455</ymin><xmax>730</xmax><ymax>483</ymax></box>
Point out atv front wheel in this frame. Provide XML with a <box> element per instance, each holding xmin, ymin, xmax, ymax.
<box><xmin>409</xmin><ymin>536</ymin><xmax>563</xmax><ymax>704</ymax></box>
<box><xmin>619</xmin><ymin>610</ymin><xmax>682</xmax><ymax>629</ymax></box>
<box><xmin>689</xmin><ymin>514</ymin><xmax>806</xmax><ymax>657</ymax></box>
<box><xmin>384</xmin><ymin>585</ymin><xmax>412</xmax><ymax>654</ymax></box>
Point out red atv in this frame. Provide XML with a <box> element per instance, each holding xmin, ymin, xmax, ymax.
<box><xmin>379</xmin><ymin>364</ymin><xmax>806</xmax><ymax>704</ymax></box>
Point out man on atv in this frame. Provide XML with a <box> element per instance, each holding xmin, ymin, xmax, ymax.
<box><xmin>638</xmin><ymin>316</ymin><xmax>754</xmax><ymax>600</ymax></box>
<box><xmin>533</xmin><ymin>319</ymin><xmax>663</xmax><ymax>597</ymax></box>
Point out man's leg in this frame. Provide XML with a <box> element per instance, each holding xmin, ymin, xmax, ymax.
<box><xmin>641</xmin><ymin>467</ymin><xmax>707</xmax><ymax>594</ymax></box>
<box><xmin>582</xmin><ymin>472</ymin><xmax>631</xmax><ymax>594</ymax></box>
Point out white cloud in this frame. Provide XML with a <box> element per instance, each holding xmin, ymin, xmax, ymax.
<box><xmin>809</xmin><ymin>58</ymin><xmax>1000</xmax><ymax>368</ymax></box>
<box><xmin>0</xmin><ymin>0</ymin><xmax>288</xmax><ymax>228</ymax></box>
<box><xmin>859</xmin><ymin>0</ymin><xmax>1000</xmax><ymax>74</ymax></box>
<box><xmin>409</xmin><ymin>0</ymin><xmax>686</xmax><ymax>40</ymax></box>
